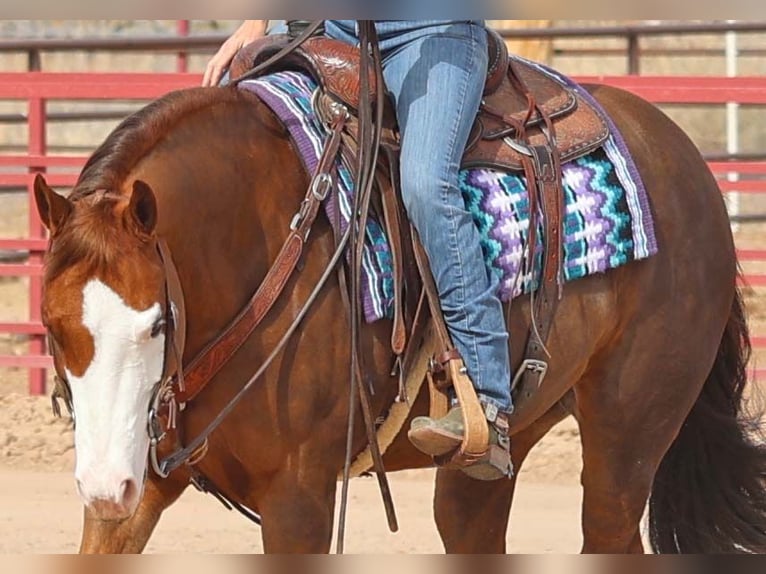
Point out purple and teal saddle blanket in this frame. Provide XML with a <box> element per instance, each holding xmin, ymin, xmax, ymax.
<box><xmin>239</xmin><ymin>69</ymin><xmax>657</xmax><ymax>323</ymax></box>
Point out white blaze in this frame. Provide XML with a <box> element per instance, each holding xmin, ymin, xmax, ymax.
<box><xmin>70</xmin><ymin>278</ymin><xmax>165</xmax><ymax>512</ymax></box>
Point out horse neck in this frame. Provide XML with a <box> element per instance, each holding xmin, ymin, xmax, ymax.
<box><xmin>129</xmin><ymin>97</ymin><xmax>309</xmax><ymax>360</ymax></box>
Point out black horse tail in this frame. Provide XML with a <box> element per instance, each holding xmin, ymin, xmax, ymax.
<box><xmin>649</xmin><ymin>286</ymin><xmax>766</xmax><ymax>553</ymax></box>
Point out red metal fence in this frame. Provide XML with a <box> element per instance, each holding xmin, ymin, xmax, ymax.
<box><xmin>2</xmin><ymin>70</ymin><xmax>766</xmax><ymax>393</ymax></box>
<box><xmin>0</xmin><ymin>73</ymin><xmax>200</xmax><ymax>394</ymax></box>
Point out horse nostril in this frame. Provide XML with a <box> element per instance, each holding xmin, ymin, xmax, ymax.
<box><xmin>119</xmin><ymin>478</ymin><xmax>138</xmax><ymax>506</ymax></box>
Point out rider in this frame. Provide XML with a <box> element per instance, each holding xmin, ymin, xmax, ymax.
<box><xmin>204</xmin><ymin>20</ymin><xmax>513</xmax><ymax>480</ymax></box>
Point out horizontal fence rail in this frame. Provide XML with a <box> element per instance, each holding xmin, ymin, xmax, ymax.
<box><xmin>576</xmin><ymin>75</ymin><xmax>766</xmax><ymax>105</ymax></box>
<box><xmin>495</xmin><ymin>21</ymin><xmax>766</xmax><ymax>74</ymax></box>
<box><xmin>2</xmin><ymin>68</ymin><xmax>766</xmax><ymax>392</ymax></box>
<box><xmin>0</xmin><ymin>21</ymin><xmax>765</xmax><ymax>76</ymax></box>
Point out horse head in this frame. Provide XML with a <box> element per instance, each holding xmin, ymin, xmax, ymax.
<box><xmin>34</xmin><ymin>173</ymin><xmax>170</xmax><ymax>521</ymax></box>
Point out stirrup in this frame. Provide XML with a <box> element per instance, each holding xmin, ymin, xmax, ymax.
<box><xmin>459</xmin><ymin>443</ymin><xmax>514</xmax><ymax>481</ymax></box>
<box><xmin>427</xmin><ymin>405</ymin><xmax>514</xmax><ymax>481</ymax></box>
<box><xmin>424</xmin><ymin>351</ymin><xmax>490</xmax><ymax>465</ymax></box>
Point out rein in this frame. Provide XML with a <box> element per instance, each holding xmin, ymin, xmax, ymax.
<box><xmin>166</xmin><ymin>21</ymin><xmax>397</xmax><ymax>550</ymax></box>
<box><xmin>157</xmin><ymin>224</ymin><xmax>352</xmax><ymax>477</ymax></box>
<box><xmin>229</xmin><ymin>20</ymin><xmax>326</xmax><ymax>85</ymax></box>
<box><xmin>335</xmin><ymin>20</ymin><xmax>397</xmax><ymax>553</ymax></box>
<box><xmin>148</xmin><ymin>102</ymin><xmax>350</xmax><ymax>477</ymax></box>
<box><xmin>165</xmin><ymin>99</ymin><xmax>348</xmax><ymax>405</ymax></box>
<box><xmin>50</xmin><ymin>20</ymin><xmax>397</xmax><ymax>552</ymax></box>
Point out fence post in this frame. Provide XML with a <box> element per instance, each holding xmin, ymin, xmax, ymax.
<box><xmin>27</xmin><ymin>49</ymin><xmax>41</xmax><ymax>72</ymax></box>
<box><xmin>627</xmin><ymin>31</ymin><xmax>641</xmax><ymax>75</ymax></box>
<box><xmin>27</xmin><ymin>95</ymin><xmax>47</xmax><ymax>395</ymax></box>
<box><xmin>176</xmin><ymin>20</ymin><xmax>190</xmax><ymax>73</ymax></box>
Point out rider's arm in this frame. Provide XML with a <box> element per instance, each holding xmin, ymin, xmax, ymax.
<box><xmin>202</xmin><ymin>20</ymin><xmax>268</xmax><ymax>87</ymax></box>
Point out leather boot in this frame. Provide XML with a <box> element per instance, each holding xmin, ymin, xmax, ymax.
<box><xmin>408</xmin><ymin>406</ymin><xmax>465</xmax><ymax>456</ymax></box>
<box><xmin>408</xmin><ymin>406</ymin><xmax>513</xmax><ymax>481</ymax></box>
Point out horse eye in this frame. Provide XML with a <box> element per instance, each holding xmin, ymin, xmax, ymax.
<box><xmin>150</xmin><ymin>318</ymin><xmax>166</xmax><ymax>338</ymax></box>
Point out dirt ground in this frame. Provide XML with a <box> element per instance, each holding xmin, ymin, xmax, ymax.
<box><xmin>0</xmin><ymin>469</ymin><xmax>585</xmax><ymax>553</ymax></box>
<box><xmin>0</xmin><ymin>387</ymin><xmax>585</xmax><ymax>554</ymax></box>
<box><xmin>0</xmin><ymin>352</ymin><xmax>584</xmax><ymax>554</ymax></box>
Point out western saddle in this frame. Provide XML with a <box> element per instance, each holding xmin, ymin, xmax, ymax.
<box><xmin>228</xmin><ymin>27</ymin><xmax>609</xmax><ymax>469</ymax></box>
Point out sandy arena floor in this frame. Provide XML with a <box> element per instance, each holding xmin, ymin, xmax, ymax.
<box><xmin>0</xmin><ymin>385</ymin><xmax>586</xmax><ymax>553</ymax></box>
<box><xmin>0</xmin><ymin>469</ymin><xmax>585</xmax><ymax>553</ymax></box>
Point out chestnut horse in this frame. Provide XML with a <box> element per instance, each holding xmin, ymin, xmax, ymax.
<box><xmin>34</xmin><ymin>80</ymin><xmax>766</xmax><ymax>553</ymax></box>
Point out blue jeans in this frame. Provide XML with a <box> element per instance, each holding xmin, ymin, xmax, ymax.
<box><xmin>325</xmin><ymin>21</ymin><xmax>512</xmax><ymax>414</ymax></box>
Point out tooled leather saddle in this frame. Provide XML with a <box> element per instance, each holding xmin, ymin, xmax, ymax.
<box><xmin>230</xmin><ymin>29</ymin><xmax>609</xmax><ymax>172</ymax></box>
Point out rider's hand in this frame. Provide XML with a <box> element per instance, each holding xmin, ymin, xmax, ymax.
<box><xmin>202</xmin><ymin>20</ymin><xmax>268</xmax><ymax>87</ymax></box>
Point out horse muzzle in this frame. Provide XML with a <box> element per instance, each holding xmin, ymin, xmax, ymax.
<box><xmin>77</xmin><ymin>475</ymin><xmax>141</xmax><ymax>522</ymax></box>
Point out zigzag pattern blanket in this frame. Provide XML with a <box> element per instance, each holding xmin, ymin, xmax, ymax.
<box><xmin>240</xmin><ymin>69</ymin><xmax>657</xmax><ymax>322</ymax></box>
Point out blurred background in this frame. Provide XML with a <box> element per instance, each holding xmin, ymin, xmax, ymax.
<box><xmin>2</xmin><ymin>20</ymin><xmax>764</xmax><ymax>153</ymax></box>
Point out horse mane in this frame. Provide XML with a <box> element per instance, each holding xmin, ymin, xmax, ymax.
<box><xmin>72</xmin><ymin>86</ymin><xmax>249</xmax><ymax>200</ymax></box>
<box><xmin>48</xmin><ymin>86</ymin><xmax>253</xmax><ymax>281</ymax></box>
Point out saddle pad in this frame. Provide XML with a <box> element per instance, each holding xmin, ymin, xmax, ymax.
<box><xmin>239</xmin><ymin>71</ymin><xmax>657</xmax><ymax>322</ymax></box>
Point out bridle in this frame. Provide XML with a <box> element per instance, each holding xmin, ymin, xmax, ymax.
<box><xmin>146</xmin><ymin>239</ymin><xmax>187</xmax><ymax>476</ymax></box>
<box><xmin>49</xmin><ymin>132</ymin><xmax>348</xmax><ymax>481</ymax></box>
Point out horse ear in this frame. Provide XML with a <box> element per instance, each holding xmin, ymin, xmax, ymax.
<box><xmin>34</xmin><ymin>174</ymin><xmax>72</xmax><ymax>235</ymax></box>
<box><xmin>127</xmin><ymin>180</ymin><xmax>158</xmax><ymax>236</ymax></box>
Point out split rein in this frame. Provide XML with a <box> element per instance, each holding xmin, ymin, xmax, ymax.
<box><xmin>49</xmin><ymin>21</ymin><xmax>391</xmax><ymax>552</ymax></box>
<box><xmin>150</xmin><ymin>105</ymin><xmax>351</xmax><ymax>478</ymax></box>
<box><xmin>156</xmin><ymin>22</ymin><xmax>395</xmax><ymax>553</ymax></box>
